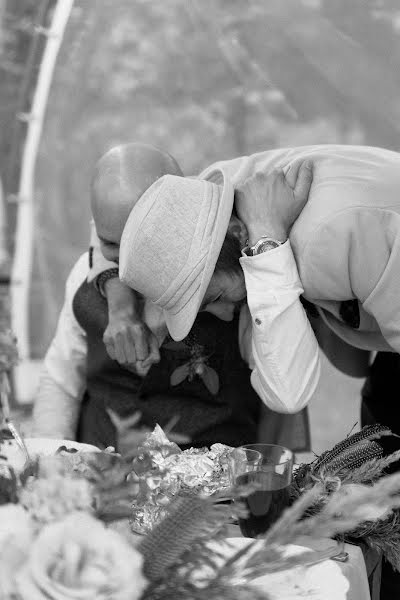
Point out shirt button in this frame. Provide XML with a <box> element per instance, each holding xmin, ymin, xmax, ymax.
<box><xmin>255</xmin><ymin>318</ymin><xmax>262</xmax><ymax>325</ymax></box>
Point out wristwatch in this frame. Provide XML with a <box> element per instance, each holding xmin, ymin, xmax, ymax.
<box><xmin>243</xmin><ymin>236</ymin><xmax>284</xmax><ymax>256</ymax></box>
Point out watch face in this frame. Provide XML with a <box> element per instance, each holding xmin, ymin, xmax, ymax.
<box><xmin>256</xmin><ymin>240</ymin><xmax>280</xmax><ymax>254</ymax></box>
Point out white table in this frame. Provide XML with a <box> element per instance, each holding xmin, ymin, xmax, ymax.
<box><xmin>223</xmin><ymin>529</ymin><xmax>372</xmax><ymax>600</ymax></box>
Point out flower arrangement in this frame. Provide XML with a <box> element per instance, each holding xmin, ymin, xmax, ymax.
<box><xmin>2</xmin><ymin>423</ymin><xmax>400</xmax><ymax>600</ymax></box>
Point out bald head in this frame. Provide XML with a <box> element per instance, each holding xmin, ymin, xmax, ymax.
<box><xmin>91</xmin><ymin>143</ymin><xmax>182</xmax><ymax>262</ymax></box>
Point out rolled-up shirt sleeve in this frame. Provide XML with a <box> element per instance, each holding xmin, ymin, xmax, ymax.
<box><xmin>239</xmin><ymin>241</ymin><xmax>320</xmax><ymax>413</ymax></box>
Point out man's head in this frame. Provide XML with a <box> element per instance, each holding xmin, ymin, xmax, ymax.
<box><xmin>119</xmin><ymin>171</ymin><xmax>247</xmax><ymax>340</ymax></box>
<box><xmin>91</xmin><ymin>143</ymin><xmax>182</xmax><ymax>262</ymax></box>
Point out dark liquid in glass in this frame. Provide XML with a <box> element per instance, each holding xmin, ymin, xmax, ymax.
<box><xmin>236</xmin><ymin>471</ymin><xmax>291</xmax><ymax>538</ymax></box>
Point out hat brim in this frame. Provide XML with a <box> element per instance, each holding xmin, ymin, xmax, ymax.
<box><xmin>163</xmin><ymin>168</ymin><xmax>234</xmax><ymax>341</ymax></box>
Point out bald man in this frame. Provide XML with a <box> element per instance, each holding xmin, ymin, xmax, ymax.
<box><xmin>92</xmin><ymin>143</ymin><xmax>182</xmax><ymax>264</ymax></box>
<box><xmin>89</xmin><ymin>143</ymin><xmax>183</xmax><ymax>373</ymax></box>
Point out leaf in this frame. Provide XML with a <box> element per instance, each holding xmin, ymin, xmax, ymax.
<box><xmin>170</xmin><ymin>363</ymin><xmax>190</xmax><ymax>386</ymax></box>
<box><xmin>201</xmin><ymin>366</ymin><xmax>220</xmax><ymax>395</ymax></box>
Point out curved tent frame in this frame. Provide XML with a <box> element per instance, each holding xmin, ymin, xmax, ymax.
<box><xmin>11</xmin><ymin>0</ymin><xmax>75</xmax><ymax>401</ymax></box>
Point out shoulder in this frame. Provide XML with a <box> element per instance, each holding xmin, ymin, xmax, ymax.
<box><xmin>292</xmin><ymin>207</ymin><xmax>400</xmax><ymax>299</ymax></box>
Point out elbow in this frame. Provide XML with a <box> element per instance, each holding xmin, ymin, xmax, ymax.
<box><xmin>263</xmin><ymin>389</ymin><xmax>311</xmax><ymax>414</ymax></box>
<box><xmin>251</xmin><ymin>355</ymin><xmax>321</xmax><ymax>414</ymax></box>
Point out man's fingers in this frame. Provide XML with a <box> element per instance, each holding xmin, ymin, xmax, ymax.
<box><xmin>145</xmin><ymin>334</ymin><xmax>161</xmax><ymax>365</ymax></box>
<box><xmin>149</xmin><ymin>334</ymin><xmax>161</xmax><ymax>362</ymax></box>
<box><xmin>284</xmin><ymin>161</ymin><xmax>302</xmax><ymax>189</ymax></box>
<box><xmin>103</xmin><ymin>334</ymin><xmax>116</xmax><ymax>360</ymax></box>
<box><xmin>114</xmin><ymin>331</ymin><xmax>134</xmax><ymax>364</ymax></box>
<box><xmin>135</xmin><ymin>361</ymin><xmax>151</xmax><ymax>377</ymax></box>
<box><xmin>133</xmin><ymin>328</ymin><xmax>149</xmax><ymax>362</ymax></box>
<box><xmin>285</xmin><ymin>160</ymin><xmax>313</xmax><ymax>192</ymax></box>
<box><xmin>123</xmin><ymin>328</ymin><xmax>139</xmax><ymax>364</ymax></box>
<box><xmin>134</xmin><ymin>335</ymin><xmax>160</xmax><ymax>376</ymax></box>
<box><xmin>293</xmin><ymin>160</ymin><xmax>313</xmax><ymax>202</ymax></box>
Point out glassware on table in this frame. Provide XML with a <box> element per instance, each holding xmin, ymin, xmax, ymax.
<box><xmin>229</xmin><ymin>443</ymin><xmax>294</xmax><ymax>538</ymax></box>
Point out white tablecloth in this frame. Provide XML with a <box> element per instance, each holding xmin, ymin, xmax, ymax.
<box><xmin>299</xmin><ymin>537</ymin><xmax>371</xmax><ymax>600</ymax></box>
<box><xmin>222</xmin><ymin>530</ymin><xmax>371</xmax><ymax>600</ymax></box>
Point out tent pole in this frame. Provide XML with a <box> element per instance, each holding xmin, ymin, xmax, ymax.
<box><xmin>10</xmin><ymin>0</ymin><xmax>75</xmax><ymax>401</ymax></box>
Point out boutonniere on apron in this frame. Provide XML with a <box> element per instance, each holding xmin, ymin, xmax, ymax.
<box><xmin>169</xmin><ymin>332</ymin><xmax>219</xmax><ymax>395</ymax></box>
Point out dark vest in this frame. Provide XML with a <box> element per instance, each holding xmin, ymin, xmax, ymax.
<box><xmin>73</xmin><ymin>281</ymin><xmax>260</xmax><ymax>449</ymax></box>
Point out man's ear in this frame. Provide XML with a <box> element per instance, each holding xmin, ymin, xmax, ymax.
<box><xmin>228</xmin><ymin>215</ymin><xmax>248</xmax><ymax>247</ymax></box>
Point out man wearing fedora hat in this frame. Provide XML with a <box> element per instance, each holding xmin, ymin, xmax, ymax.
<box><xmin>102</xmin><ymin>144</ymin><xmax>400</xmax><ymax>417</ymax></box>
<box><xmin>91</xmin><ymin>144</ymin><xmax>320</xmax><ymax>417</ymax></box>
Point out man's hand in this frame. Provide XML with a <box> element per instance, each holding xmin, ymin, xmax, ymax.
<box><xmin>103</xmin><ymin>316</ymin><xmax>160</xmax><ymax>376</ymax></box>
<box><xmin>235</xmin><ymin>160</ymin><xmax>313</xmax><ymax>246</ymax></box>
<box><xmin>103</xmin><ymin>277</ymin><xmax>160</xmax><ymax>376</ymax></box>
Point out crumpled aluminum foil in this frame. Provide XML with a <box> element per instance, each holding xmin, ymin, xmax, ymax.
<box><xmin>130</xmin><ymin>427</ymin><xmax>233</xmax><ymax>534</ymax></box>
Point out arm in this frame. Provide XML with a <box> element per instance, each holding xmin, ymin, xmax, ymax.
<box><xmin>102</xmin><ymin>276</ymin><xmax>160</xmax><ymax>376</ymax></box>
<box><xmin>236</xmin><ymin>162</ymin><xmax>320</xmax><ymax>413</ymax></box>
<box><xmin>32</xmin><ymin>369</ymin><xmax>82</xmax><ymax>440</ymax></box>
<box><xmin>89</xmin><ymin>222</ymin><xmax>160</xmax><ymax>374</ymax></box>
<box><xmin>239</xmin><ymin>242</ymin><xmax>320</xmax><ymax>413</ymax></box>
<box><xmin>32</xmin><ymin>255</ymin><xmax>88</xmax><ymax>439</ymax></box>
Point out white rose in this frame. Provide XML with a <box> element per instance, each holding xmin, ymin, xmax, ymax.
<box><xmin>16</xmin><ymin>511</ymin><xmax>147</xmax><ymax>600</ymax></box>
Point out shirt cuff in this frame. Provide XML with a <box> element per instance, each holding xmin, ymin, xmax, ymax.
<box><xmin>239</xmin><ymin>240</ymin><xmax>302</xmax><ymax>293</ymax></box>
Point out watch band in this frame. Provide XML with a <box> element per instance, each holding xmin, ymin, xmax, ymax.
<box><xmin>243</xmin><ymin>236</ymin><xmax>283</xmax><ymax>256</ymax></box>
<box><xmin>95</xmin><ymin>267</ymin><xmax>120</xmax><ymax>295</ymax></box>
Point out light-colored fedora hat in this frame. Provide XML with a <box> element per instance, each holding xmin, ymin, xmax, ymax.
<box><xmin>119</xmin><ymin>171</ymin><xmax>234</xmax><ymax>340</ymax></box>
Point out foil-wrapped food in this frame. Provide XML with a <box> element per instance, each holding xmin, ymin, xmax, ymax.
<box><xmin>130</xmin><ymin>426</ymin><xmax>233</xmax><ymax>534</ymax></box>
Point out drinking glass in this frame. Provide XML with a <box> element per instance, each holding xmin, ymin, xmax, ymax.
<box><xmin>229</xmin><ymin>443</ymin><xmax>294</xmax><ymax>538</ymax></box>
